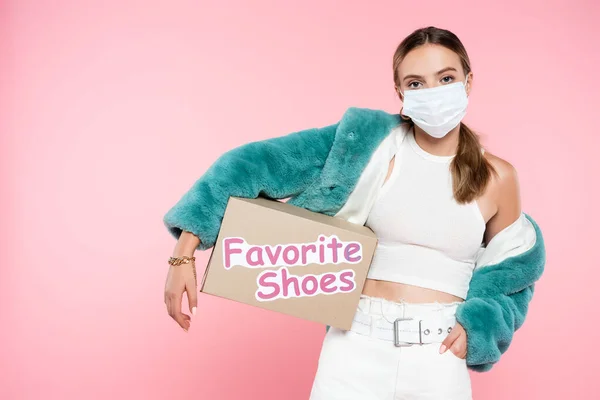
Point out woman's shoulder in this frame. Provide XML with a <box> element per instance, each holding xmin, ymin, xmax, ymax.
<box><xmin>483</xmin><ymin>150</ymin><xmax>521</xmax><ymax>215</ymax></box>
<box><xmin>483</xmin><ymin>150</ymin><xmax>518</xmax><ymax>185</ymax></box>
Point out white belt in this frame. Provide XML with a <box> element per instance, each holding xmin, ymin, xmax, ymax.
<box><xmin>350</xmin><ymin>310</ymin><xmax>457</xmax><ymax>346</ymax></box>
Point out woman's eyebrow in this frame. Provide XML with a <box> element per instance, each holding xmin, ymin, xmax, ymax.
<box><xmin>402</xmin><ymin>67</ymin><xmax>458</xmax><ymax>82</ymax></box>
<box><xmin>403</xmin><ymin>74</ymin><xmax>423</xmax><ymax>82</ymax></box>
<box><xmin>436</xmin><ymin>67</ymin><xmax>458</xmax><ymax>75</ymax></box>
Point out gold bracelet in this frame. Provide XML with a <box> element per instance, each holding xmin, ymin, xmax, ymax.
<box><xmin>168</xmin><ymin>256</ymin><xmax>197</xmax><ymax>285</ymax></box>
<box><xmin>168</xmin><ymin>256</ymin><xmax>196</xmax><ymax>266</ymax></box>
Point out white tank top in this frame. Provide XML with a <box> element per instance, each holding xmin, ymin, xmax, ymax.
<box><xmin>364</xmin><ymin>128</ymin><xmax>486</xmax><ymax>299</ymax></box>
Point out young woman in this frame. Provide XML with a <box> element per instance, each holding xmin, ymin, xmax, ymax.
<box><xmin>163</xmin><ymin>26</ymin><xmax>544</xmax><ymax>400</ymax></box>
<box><xmin>307</xmin><ymin>27</ymin><xmax>510</xmax><ymax>399</ymax></box>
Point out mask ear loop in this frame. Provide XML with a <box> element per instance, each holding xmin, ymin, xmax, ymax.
<box><xmin>397</xmin><ymin>87</ymin><xmax>411</xmax><ymax>121</ymax></box>
<box><xmin>400</xmin><ymin>109</ymin><xmax>411</xmax><ymax>121</ymax></box>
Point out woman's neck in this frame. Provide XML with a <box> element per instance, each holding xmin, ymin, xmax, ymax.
<box><xmin>412</xmin><ymin>124</ymin><xmax>461</xmax><ymax>157</ymax></box>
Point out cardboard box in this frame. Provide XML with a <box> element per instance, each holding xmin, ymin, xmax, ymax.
<box><xmin>200</xmin><ymin>196</ymin><xmax>378</xmax><ymax>330</ymax></box>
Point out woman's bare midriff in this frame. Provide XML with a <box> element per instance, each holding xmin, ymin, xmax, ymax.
<box><xmin>361</xmin><ymin>279</ymin><xmax>464</xmax><ymax>303</ymax></box>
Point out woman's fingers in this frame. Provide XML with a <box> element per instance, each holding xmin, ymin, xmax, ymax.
<box><xmin>166</xmin><ymin>288</ymin><xmax>190</xmax><ymax>332</ymax></box>
<box><xmin>186</xmin><ymin>277</ymin><xmax>198</xmax><ymax>316</ymax></box>
<box><xmin>440</xmin><ymin>323</ymin><xmax>461</xmax><ymax>354</ymax></box>
<box><xmin>449</xmin><ymin>334</ymin><xmax>467</xmax><ymax>359</ymax></box>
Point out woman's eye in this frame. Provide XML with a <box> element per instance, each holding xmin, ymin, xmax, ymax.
<box><xmin>408</xmin><ymin>81</ymin><xmax>422</xmax><ymax>89</ymax></box>
<box><xmin>441</xmin><ymin>76</ymin><xmax>455</xmax><ymax>84</ymax></box>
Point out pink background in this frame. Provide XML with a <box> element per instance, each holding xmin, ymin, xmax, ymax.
<box><xmin>2</xmin><ymin>0</ymin><xmax>598</xmax><ymax>399</ymax></box>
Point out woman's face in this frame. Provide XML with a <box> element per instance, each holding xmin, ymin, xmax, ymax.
<box><xmin>395</xmin><ymin>43</ymin><xmax>471</xmax><ymax>99</ymax></box>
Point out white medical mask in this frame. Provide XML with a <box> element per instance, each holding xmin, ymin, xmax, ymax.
<box><xmin>400</xmin><ymin>79</ymin><xmax>469</xmax><ymax>138</ymax></box>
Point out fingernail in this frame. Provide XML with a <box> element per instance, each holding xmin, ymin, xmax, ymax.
<box><xmin>192</xmin><ymin>307</ymin><xmax>197</xmax><ymax>315</ymax></box>
<box><xmin>439</xmin><ymin>345</ymin><xmax>446</xmax><ymax>354</ymax></box>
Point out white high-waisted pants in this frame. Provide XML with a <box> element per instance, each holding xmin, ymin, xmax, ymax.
<box><xmin>309</xmin><ymin>295</ymin><xmax>473</xmax><ymax>400</ymax></box>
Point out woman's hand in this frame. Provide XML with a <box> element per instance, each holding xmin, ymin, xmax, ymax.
<box><xmin>164</xmin><ymin>261</ymin><xmax>198</xmax><ymax>332</ymax></box>
<box><xmin>164</xmin><ymin>232</ymin><xmax>201</xmax><ymax>332</ymax></box>
<box><xmin>439</xmin><ymin>322</ymin><xmax>467</xmax><ymax>359</ymax></box>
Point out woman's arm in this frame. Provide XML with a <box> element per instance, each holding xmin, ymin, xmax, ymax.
<box><xmin>455</xmin><ymin>162</ymin><xmax>546</xmax><ymax>372</ymax></box>
<box><xmin>163</xmin><ymin>121</ymin><xmax>340</xmax><ymax>332</ymax></box>
<box><xmin>483</xmin><ymin>158</ymin><xmax>522</xmax><ymax>245</ymax></box>
<box><xmin>163</xmin><ymin>121</ymin><xmax>340</xmax><ymax>251</ymax></box>
<box><xmin>172</xmin><ymin>231</ymin><xmax>201</xmax><ymax>257</ymax></box>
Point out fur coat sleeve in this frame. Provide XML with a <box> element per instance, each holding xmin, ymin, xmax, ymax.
<box><xmin>163</xmin><ymin>122</ymin><xmax>339</xmax><ymax>250</ymax></box>
<box><xmin>454</xmin><ymin>213</ymin><xmax>546</xmax><ymax>372</ymax></box>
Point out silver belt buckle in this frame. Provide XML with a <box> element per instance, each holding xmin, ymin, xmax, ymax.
<box><xmin>393</xmin><ymin>317</ymin><xmax>423</xmax><ymax>347</ymax></box>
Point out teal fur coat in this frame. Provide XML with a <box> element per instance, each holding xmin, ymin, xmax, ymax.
<box><xmin>164</xmin><ymin>107</ymin><xmax>546</xmax><ymax>373</ymax></box>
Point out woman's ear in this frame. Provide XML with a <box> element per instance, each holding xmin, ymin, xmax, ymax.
<box><xmin>465</xmin><ymin>73</ymin><xmax>473</xmax><ymax>97</ymax></box>
<box><xmin>395</xmin><ymin>86</ymin><xmax>404</xmax><ymax>102</ymax></box>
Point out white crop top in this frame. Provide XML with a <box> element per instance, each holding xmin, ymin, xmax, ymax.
<box><xmin>364</xmin><ymin>128</ymin><xmax>486</xmax><ymax>299</ymax></box>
